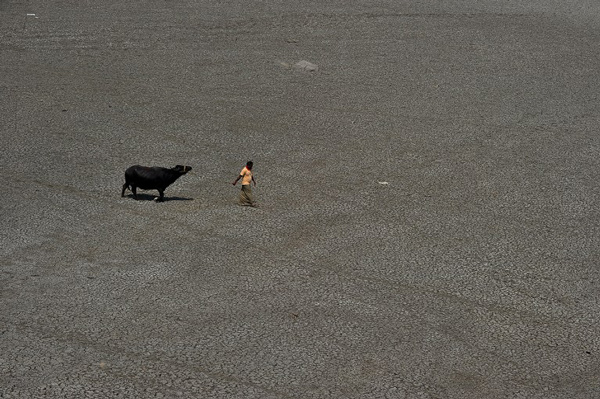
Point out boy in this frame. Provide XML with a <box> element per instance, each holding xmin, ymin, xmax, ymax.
<box><xmin>232</xmin><ymin>161</ymin><xmax>257</xmax><ymax>206</ymax></box>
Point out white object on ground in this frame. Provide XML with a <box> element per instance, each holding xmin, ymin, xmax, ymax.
<box><xmin>378</xmin><ymin>181</ymin><xmax>389</xmax><ymax>185</ymax></box>
<box><xmin>294</xmin><ymin>60</ymin><xmax>318</xmax><ymax>72</ymax></box>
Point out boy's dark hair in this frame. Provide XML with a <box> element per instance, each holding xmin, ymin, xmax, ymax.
<box><xmin>246</xmin><ymin>161</ymin><xmax>253</xmax><ymax>169</ymax></box>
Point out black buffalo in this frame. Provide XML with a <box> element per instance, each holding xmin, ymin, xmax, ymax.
<box><xmin>121</xmin><ymin>165</ymin><xmax>192</xmax><ymax>201</ymax></box>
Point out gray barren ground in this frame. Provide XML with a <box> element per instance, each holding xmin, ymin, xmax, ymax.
<box><xmin>1</xmin><ymin>1</ymin><xmax>599</xmax><ymax>398</ymax></box>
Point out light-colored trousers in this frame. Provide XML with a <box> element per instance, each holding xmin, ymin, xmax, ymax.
<box><xmin>239</xmin><ymin>184</ymin><xmax>254</xmax><ymax>206</ymax></box>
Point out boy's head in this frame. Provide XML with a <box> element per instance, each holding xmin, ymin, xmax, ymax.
<box><xmin>246</xmin><ymin>161</ymin><xmax>253</xmax><ymax>170</ymax></box>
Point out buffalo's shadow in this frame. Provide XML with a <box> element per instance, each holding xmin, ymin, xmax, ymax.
<box><xmin>124</xmin><ymin>193</ymin><xmax>193</xmax><ymax>202</ymax></box>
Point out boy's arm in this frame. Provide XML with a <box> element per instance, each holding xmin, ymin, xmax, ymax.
<box><xmin>232</xmin><ymin>174</ymin><xmax>242</xmax><ymax>185</ymax></box>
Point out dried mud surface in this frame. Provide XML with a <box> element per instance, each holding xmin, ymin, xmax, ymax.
<box><xmin>1</xmin><ymin>1</ymin><xmax>599</xmax><ymax>398</ymax></box>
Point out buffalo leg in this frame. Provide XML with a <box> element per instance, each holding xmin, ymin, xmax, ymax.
<box><xmin>131</xmin><ymin>185</ymin><xmax>138</xmax><ymax>200</ymax></box>
<box><xmin>121</xmin><ymin>183</ymin><xmax>129</xmax><ymax>197</ymax></box>
<box><xmin>156</xmin><ymin>189</ymin><xmax>165</xmax><ymax>202</ymax></box>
